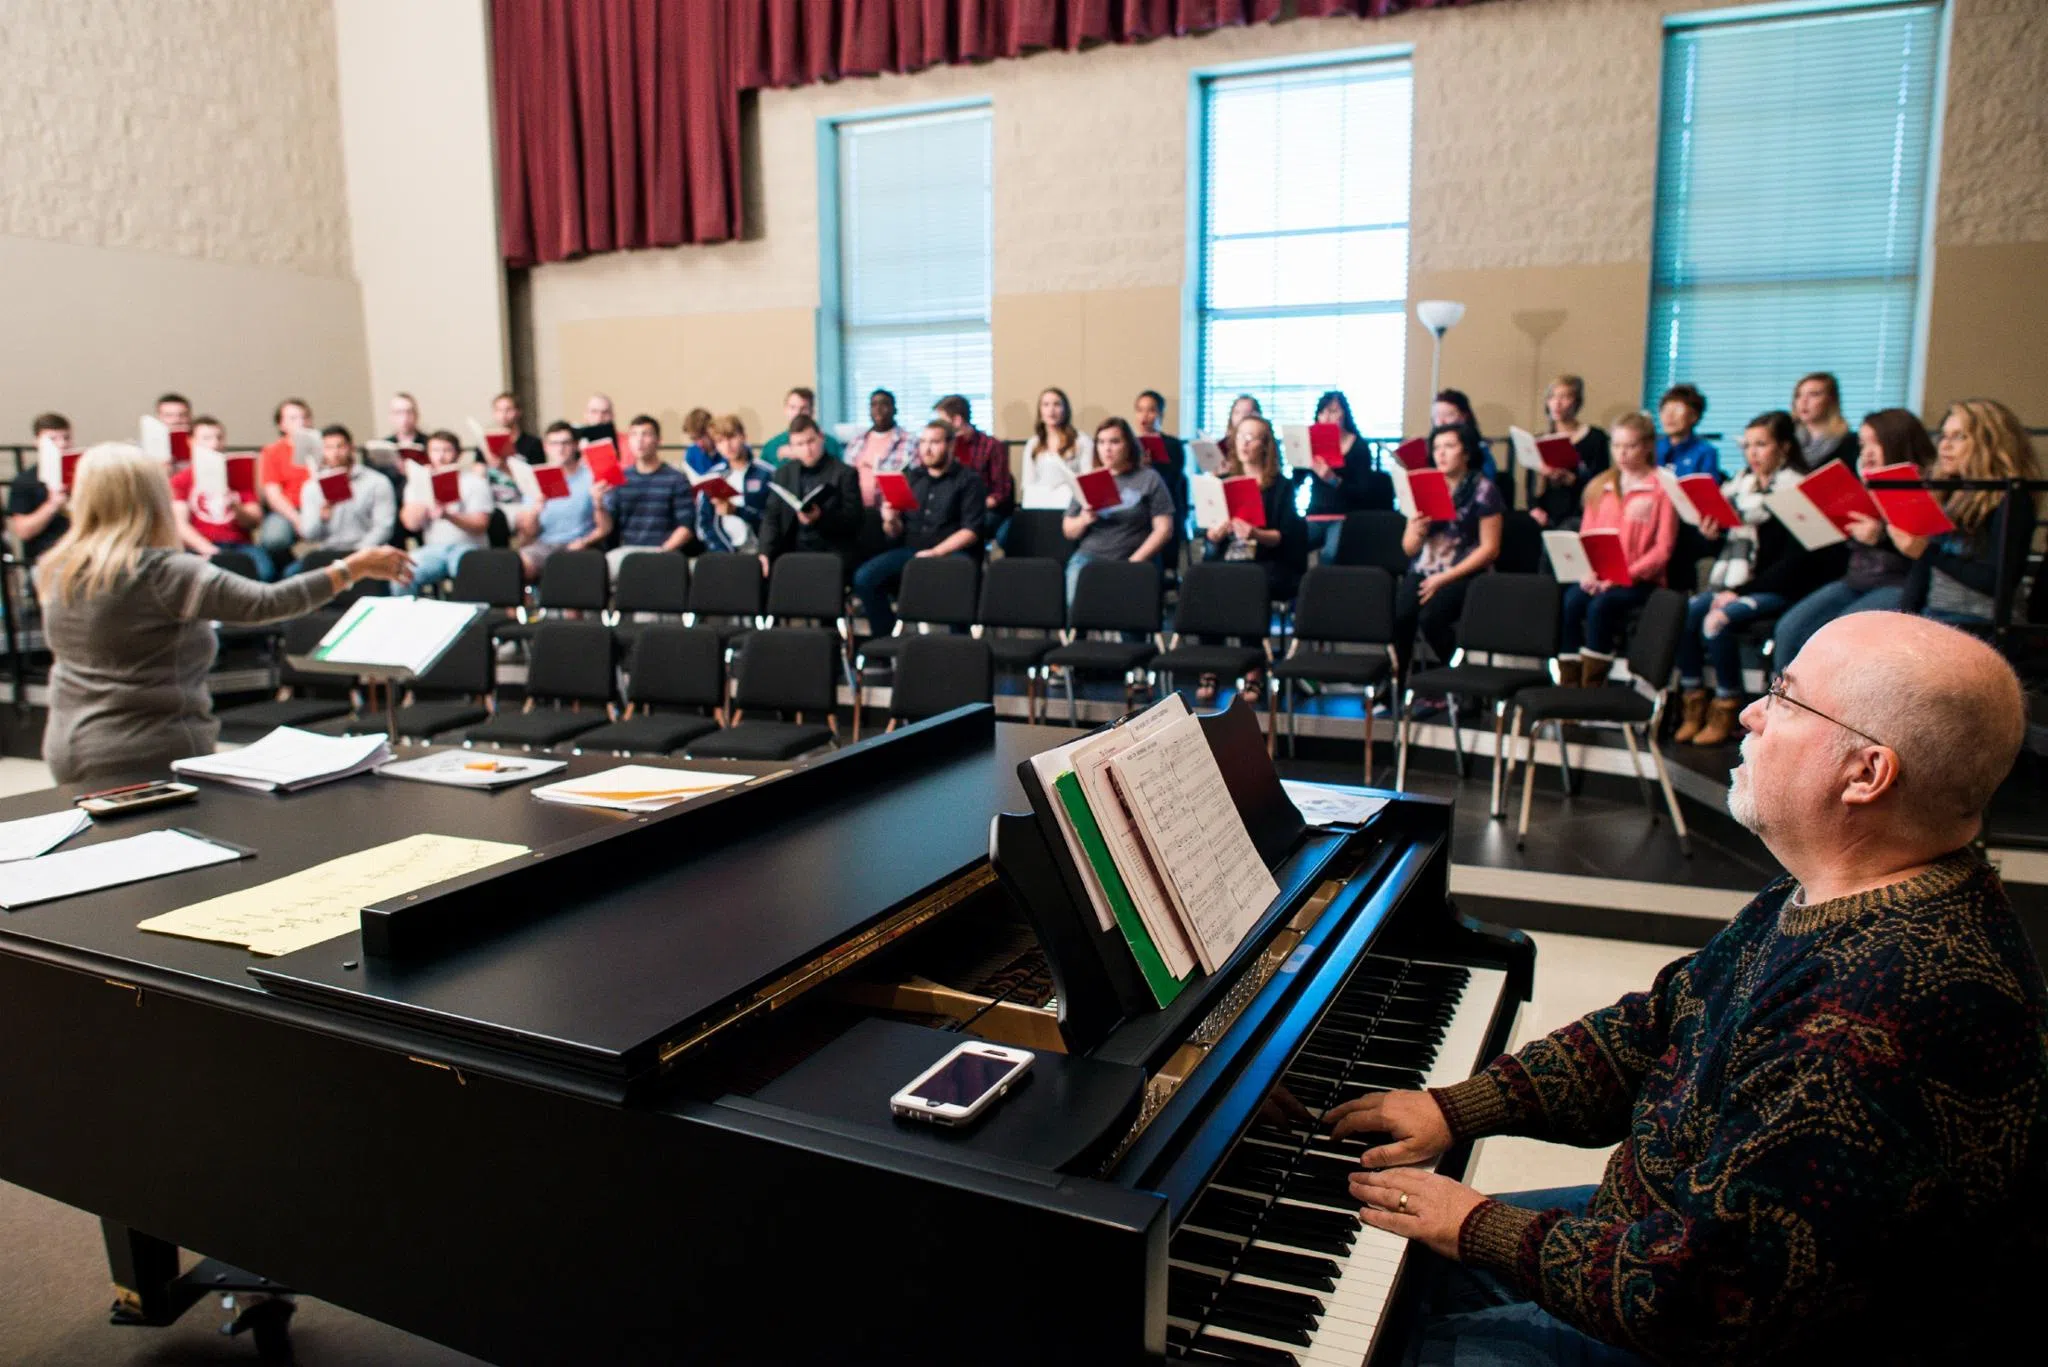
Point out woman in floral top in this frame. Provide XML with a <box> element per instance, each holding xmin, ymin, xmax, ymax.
<box><xmin>1394</xmin><ymin>422</ymin><xmax>1502</xmax><ymax>672</ymax></box>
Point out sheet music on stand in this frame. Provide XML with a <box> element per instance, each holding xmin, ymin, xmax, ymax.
<box><xmin>287</xmin><ymin>597</ymin><xmax>485</xmax><ymax>737</ymax></box>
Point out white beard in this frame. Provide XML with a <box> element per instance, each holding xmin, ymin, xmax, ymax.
<box><xmin>1727</xmin><ymin>741</ymin><xmax>1760</xmax><ymax>831</ymax></box>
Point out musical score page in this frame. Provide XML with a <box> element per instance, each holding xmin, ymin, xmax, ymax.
<box><xmin>1070</xmin><ymin>699</ymin><xmax>1199</xmax><ymax>979</ymax></box>
<box><xmin>1107</xmin><ymin>712</ymin><xmax>1278</xmax><ymax>974</ymax></box>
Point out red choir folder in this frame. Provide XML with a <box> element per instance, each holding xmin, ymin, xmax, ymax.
<box><xmin>1074</xmin><ymin>467</ymin><xmax>1122</xmax><ymax>513</ymax></box>
<box><xmin>1534</xmin><ymin>434</ymin><xmax>1578</xmax><ymax>472</ymax></box>
<box><xmin>532</xmin><ymin>465</ymin><xmax>570</xmax><ymax>501</ymax></box>
<box><xmin>875</xmin><ymin>471</ymin><xmax>919</xmax><ymax>512</ymax></box>
<box><xmin>1579</xmin><ymin>529</ymin><xmax>1633</xmax><ymax>584</ymax></box>
<box><xmin>59</xmin><ymin>450</ymin><xmax>83</xmax><ymax>491</ymax></box>
<box><xmin>1865</xmin><ymin>464</ymin><xmax>1955</xmax><ymax>536</ymax></box>
<box><xmin>430</xmin><ymin>469</ymin><xmax>462</xmax><ymax>506</ymax></box>
<box><xmin>483</xmin><ymin>431</ymin><xmax>512</xmax><ymax>458</ymax></box>
<box><xmin>1391</xmin><ymin>465</ymin><xmax>1457</xmax><ymax>522</ymax></box>
<box><xmin>581</xmin><ymin>438</ymin><xmax>626</xmax><ymax>488</ymax></box>
<box><xmin>225</xmin><ymin>455</ymin><xmax>258</xmax><ymax>499</ymax></box>
<box><xmin>1221</xmin><ymin>475</ymin><xmax>1266</xmax><ymax>527</ymax></box>
<box><xmin>1139</xmin><ymin>433</ymin><xmax>1169</xmax><ymax>465</ymax></box>
<box><xmin>1793</xmin><ymin>460</ymin><xmax>1882</xmax><ymax>534</ymax></box>
<box><xmin>1677</xmin><ymin>473</ymin><xmax>1741</xmax><ymax>528</ymax></box>
<box><xmin>1309</xmin><ymin>422</ymin><xmax>1345</xmax><ymax>468</ymax></box>
<box><xmin>1392</xmin><ymin>437</ymin><xmax>1431</xmax><ymax>471</ymax></box>
<box><xmin>168</xmin><ymin>429</ymin><xmax>191</xmax><ymax>468</ymax></box>
<box><xmin>398</xmin><ymin>443</ymin><xmax>429</xmax><ymax>466</ymax></box>
<box><xmin>317</xmin><ymin>472</ymin><xmax>353</xmax><ymax>505</ymax></box>
<box><xmin>689</xmin><ymin>469</ymin><xmax>742</xmax><ymax>501</ymax></box>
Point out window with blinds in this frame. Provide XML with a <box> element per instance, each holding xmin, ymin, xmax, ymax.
<box><xmin>1194</xmin><ymin>58</ymin><xmax>1414</xmax><ymax>440</ymax></box>
<box><xmin>829</xmin><ymin>105</ymin><xmax>993</xmax><ymax>429</ymax></box>
<box><xmin>1645</xmin><ymin>3</ymin><xmax>1943</xmax><ymax>452</ymax></box>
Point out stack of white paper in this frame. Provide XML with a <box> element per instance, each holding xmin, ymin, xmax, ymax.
<box><xmin>377</xmin><ymin>751</ymin><xmax>566</xmax><ymax>789</ymax></box>
<box><xmin>1280</xmin><ymin>780</ymin><xmax>1390</xmax><ymax>829</ymax></box>
<box><xmin>531</xmin><ymin>765</ymin><xmax>752</xmax><ymax>813</ymax></box>
<box><xmin>0</xmin><ymin>829</ymin><xmax>242</xmax><ymax>909</ymax></box>
<box><xmin>173</xmin><ymin>728</ymin><xmax>392</xmax><ymax>793</ymax></box>
<box><xmin>0</xmin><ymin>809</ymin><xmax>91</xmax><ymax>862</ymax></box>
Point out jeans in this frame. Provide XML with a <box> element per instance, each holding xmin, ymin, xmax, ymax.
<box><xmin>257</xmin><ymin>511</ymin><xmax>297</xmax><ymax>561</ymax></box>
<box><xmin>1400</xmin><ymin>1186</ymin><xmax>1648</xmax><ymax>1367</ymax></box>
<box><xmin>1675</xmin><ymin>589</ymin><xmax>1787</xmax><ymax>695</ymax></box>
<box><xmin>397</xmin><ymin>542</ymin><xmax>473</xmax><ymax>596</ymax></box>
<box><xmin>1769</xmin><ymin>580</ymin><xmax>1903</xmax><ymax>671</ymax></box>
<box><xmin>1560</xmin><ymin>583</ymin><xmax>1653</xmax><ymax>657</ymax></box>
<box><xmin>853</xmin><ymin>547</ymin><xmax>969</xmax><ymax>637</ymax></box>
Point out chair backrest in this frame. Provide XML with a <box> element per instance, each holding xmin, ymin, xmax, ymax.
<box><xmin>1455</xmin><ymin>573</ymin><xmax>1562</xmax><ymax>659</ymax></box>
<box><xmin>211</xmin><ymin>549</ymin><xmax>260</xmax><ymax>580</ymax></box>
<box><xmin>612</xmin><ymin>551</ymin><xmax>690</xmax><ymax>615</ymax></box>
<box><xmin>1292</xmin><ymin>565</ymin><xmax>1397</xmax><ymax>646</ymax></box>
<box><xmin>1003</xmin><ymin>509</ymin><xmax>1077</xmax><ymax>563</ymax></box>
<box><xmin>525</xmin><ymin>621</ymin><xmax>616</xmax><ymax>704</ymax></box>
<box><xmin>687</xmin><ymin>551</ymin><xmax>764</xmax><ymax>618</ymax></box>
<box><xmin>537</xmin><ymin>550</ymin><xmax>609</xmax><ymax>612</ymax></box>
<box><xmin>766</xmin><ymin>552</ymin><xmax>847</xmax><ymax>623</ymax></box>
<box><xmin>448</xmin><ymin>548</ymin><xmax>525</xmax><ymax>609</ymax></box>
<box><xmin>1069</xmin><ymin>559</ymin><xmax>1162</xmax><ymax>636</ymax></box>
<box><xmin>625</xmin><ymin>625</ymin><xmax>724</xmax><ymax>710</ymax></box>
<box><xmin>1171</xmin><ymin>562</ymin><xmax>1273</xmax><ymax>640</ymax></box>
<box><xmin>730</xmin><ymin>627</ymin><xmax>838</xmax><ymax>714</ymax></box>
<box><xmin>1345</xmin><ymin>469</ymin><xmax>1397</xmax><ymax>513</ymax></box>
<box><xmin>410</xmin><ymin>616</ymin><xmax>495</xmax><ymax>697</ymax></box>
<box><xmin>1496</xmin><ymin>511</ymin><xmax>1545</xmax><ymax>575</ymax></box>
<box><xmin>297</xmin><ymin>547</ymin><xmax>347</xmax><ymax>575</ymax></box>
<box><xmin>1331</xmin><ymin>510</ymin><xmax>1410</xmax><ymax>575</ymax></box>
<box><xmin>890</xmin><ymin>636</ymin><xmax>993</xmax><ymax>721</ymax></box>
<box><xmin>976</xmin><ymin>557</ymin><xmax>1066</xmax><ymax>631</ymax></box>
<box><xmin>893</xmin><ymin>556</ymin><xmax>980</xmax><ymax>627</ymax></box>
<box><xmin>1624</xmin><ymin>588</ymin><xmax>1688</xmax><ymax>694</ymax></box>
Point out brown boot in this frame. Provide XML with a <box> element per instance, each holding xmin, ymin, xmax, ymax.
<box><xmin>1671</xmin><ymin>689</ymin><xmax>1711</xmax><ymax>743</ymax></box>
<box><xmin>1580</xmin><ymin>656</ymin><xmax>1613</xmax><ymax>689</ymax></box>
<box><xmin>1555</xmin><ymin>656</ymin><xmax>1583</xmax><ymax>688</ymax></box>
<box><xmin>1692</xmin><ymin>696</ymin><xmax>1743</xmax><ymax>746</ymax></box>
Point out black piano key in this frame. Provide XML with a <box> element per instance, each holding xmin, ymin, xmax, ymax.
<box><xmin>1346</xmin><ymin>1063</ymin><xmax>1428</xmax><ymax>1090</ymax></box>
<box><xmin>1356</xmin><ymin>1040</ymin><xmax>1435</xmax><ymax>1069</ymax></box>
<box><xmin>1259</xmin><ymin>1209</ymin><xmax>1358</xmax><ymax>1255</ymax></box>
<box><xmin>1190</xmin><ymin>1335</ymin><xmax>1299</xmax><ymax>1366</ymax></box>
<box><xmin>1238</xmin><ymin>1246</ymin><xmax>1341</xmax><ymax>1291</ymax></box>
<box><xmin>1206</xmin><ymin>1310</ymin><xmax>1315</xmax><ymax>1349</ymax></box>
<box><xmin>1218</xmin><ymin>1281</ymin><xmax>1325</xmax><ymax>1320</ymax></box>
<box><xmin>1173</xmin><ymin>1229</ymin><xmax>1246</xmax><ymax>1269</ymax></box>
<box><xmin>1193</xmin><ymin>1189</ymin><xmax>1270</xmax><ymax>1237</ymax></box>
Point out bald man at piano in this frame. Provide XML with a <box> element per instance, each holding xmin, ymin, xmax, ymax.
<box><xmin>1329</xmin><ymin>615</ymin><xmax>2048</xmax><ymax>1365</ymax></box>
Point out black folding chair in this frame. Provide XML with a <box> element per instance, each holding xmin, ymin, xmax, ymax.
<box><xmin>1269</xmin><ymin>566</ymin><xmax>1398</xmax><ymax>781</ymax></box>
<box><xmin>574</xmin><ymin>625</ymin><xmax>724</xmax><ymax>755</ymax></box>
<box><xmin>974</xmin><ymin>557</ymin><xmax>1066</xmax><ymax>723</ymax></box>
<box><xmin>852</xmin><ymin>555</ymin><xmax>979</xmax><ymax>738</ymax></box>
<box><xmin>1396</xmin><ymin>573</ymin><xmax>1561</xmax><ymax>816</ymax></box>
<box><xmin>610</xmin><ymin>551</ymin><xmax>691</xmax><ymax>652</ymax></box>
<box><xmin>1002</xmin><ymin>509</ymin><xmax>1077</xmax><ymax>562</ymax></box>
<box><xmin>887</xmin><ymin>635</ymin><xmax>993</xmax><ymax>729</ymax></box>
<box><xmin>684</xmin><ymin>627</ymin><xmax>839</xmax><ymax>761</ymax></box>
<box><xmin>1146</xmin><ymin>562</ymin><xmax>1272</xmax><ymax>705</ymax></box>
<box><xmin>1331</xmin><ymin>509</ymin><xmax>1410</xmax><ymax>575</ymax></box>
<box><xmin>1496</xmin><ymin>511</ymin><xmax>1546</xmax><ymax>575</ymax></box>
<box><xmin>1041</xmin><ymin>561</ymin><xmax>1162</xmax><ymax>725</ymax></box>
<box><xmin>686</xmin><ymin>551</ymin><xmax>766</xmax><ymax>644</ymax></box>
<box><xmin>499</xmin><ymin>550</ymin><xmax>608</xmax><ymax>643</ymax></box>
<box><xmin>214</xmin><ymin>611</ymin><xmax>353</xmax><ymax>733</ymax></box>
<box><xmin>460</xmin><ymin>621</ymin><xmax>616</xmax><ymax>750</ymax></box>
<box><xmin>1509</xmin><ymin>587</ymin><xmax>1691</xmax><ymax>854</ymax></box>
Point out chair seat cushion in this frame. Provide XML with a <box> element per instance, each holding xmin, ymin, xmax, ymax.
<box><xmin>214</xmin><ymin>698</ymin><xmax>352</xmax><ymax>731</ymax></box>
<box><xmin>1271</xmin><ymin>651</ymin><xmax>1391</xmax><ymax>684</ymax></box>
<box><xmin>1513</xmin><ymin>686</ymin><xmax>1655</xmax><ymax>724</ymax></box>
<box><xmin>685</xmin><ymin>721</ymin><xmax>834</xmax><ymax>761</ymax></box>
<box><xmin>855</xmin><ymin>636</ymin><xmax>905</xmax><ymax>666</ymax></box>
<box><xmin>461</xmin><ymin>709</ymin><xmax>610</xmax><ymax>748</ymax></box>
<box><xmin>1151</xmin><ymin>644</ymin><xmax>1268</xmax><ymax>678</ymax></box>
<box><xmin>392</xmin><ymin>700</ymin><xmax>491</xmax><ymax>739</ymax></box>
<box><xmin>491</xmin><ymin>620</ymin><xmax>536</xmax><ymax>643</ymax></box>
<box><xmin>1405</xmin><ymin>664</ymin><xmax>1550</xmax><ymax>700</ymax></box>
<box><xmin>1042</xmin><ymin>640</ymin><xmax>1157</xmax><ymax>673</ymax></box>
<box><xmin>984</xmin><ymin>636</ymin><xmax>1056</xmax><ymax>669</ymax></box>
<box><xmin>572</xmin><ymin>714</ymin><xmax>721</xmax><ymax>754</ymax></box>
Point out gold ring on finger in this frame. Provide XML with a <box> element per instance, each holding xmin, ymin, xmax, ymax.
<box><xmin>1397</xmin><ymin>1192</ymin><xmax>1410</xmax><ymax>1214</ymax></box>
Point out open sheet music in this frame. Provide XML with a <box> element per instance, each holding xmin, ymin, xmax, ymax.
<box><xmin>1069</xmin><ymin>699</ymin><xmax>1201</xmax><ymax>984</ymax></box>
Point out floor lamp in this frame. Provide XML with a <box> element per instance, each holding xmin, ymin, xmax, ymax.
<box><xmin>1417</xmin><ymin>299</ymin><xmax>1466</xmax><ymax>397</ymax></box>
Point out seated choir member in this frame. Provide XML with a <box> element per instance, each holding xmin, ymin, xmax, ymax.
<box><xmin>605</xmin><ymin>414</ymin><xmax>695</xmax><ymax>575</ymax></box>
<box><xmin>758</xmin><ymin>415</ymin><xmax>862</xmax><ymax>576</ymax></box>
<box><xmin>1131</xmin><ymin>388</ymin><xmax>1189</xmax><ymax>530</ymax></box>
<box><xmin>1019</xmin><ymin>386</ymin><xmax>1094</xmax><ymax>508</ymax></box>
<box><xmin>1672</xmin><ymin>411</ymin><xmax>1839</xmax><ymax>744</ymax></box>
<box><xmin>153</xmin><ymin>392</ymin><xmax>192</xmax><ymax>443</ymax></box>
<box><xmin>491</xmin><ymin>390</ymin><xmax>545</xmax><ymax>464</ymax></box>
<box><xmin>515</xmin><ymin>421</ymin><xmax>611</xmax><ymax>581</ymax></box>
<box><xmin>1200</xmin><ymin>415</ymin><xmax>1306</xmax><ymax>703</ymax></box>
<box><xmin>1897</xmin><ymin>398</ymin><xmax>2041</xmax><ymax>631</ymax></box>
<box><xmin>9</xmin><ymin>412</ymin><xmax>74</xmax><ymax>566</ymax></box>
<box><xmin>395</xmin><ymin>429</ymin><xmax>493</xmax><ymax>596</ymax></box>
<box><xmin>759</xmin><ymin>387</ymin><xmax>843</xmax><ymax>467</ymax></box>
<box><xmin>851</xmin><ymin>420</ymin><xmax>988</xmax><ymax>637</ymax></box>
<box><xmin>1060</xmin><ymin>416</ymin><xmax>1175</xmax><ymax>603</ymax></box>
<box><xmin>1770</xmin><ymin>408</ymin><xmax>1935</xmax><ymax>667</ymax></box>
<box><xmin>170</xmin><ymin>417</ymin><xmax>270</xmax><ymax>578</ymax></box>
<box><xmin>1552</xmin><ymin>413</ymin><xmax>1677</xmax><ymax>688</ymax></box>
<box><xmin>1654</xmin><ymin>382</ymin><xmax>1719</xmax><ymax>476</ymax></box>
<box><xmin>292</xmin><ymin>425</ymin><xmax>397</xmax><ymax>572</ymax></box>
<box><xmin>679</xmin><ymin>406</ymin><xmax>720</xmax><ymax>476</ymax></box>
<box><xmin>1431</xmin><ymin>389</ymin><xmax>1500</xmax><ymax>482</ymax></box>
<box><xmin>1392</xmin><ymin>422</ymin><xmax>1503</xmax><ymax>677</ymax></box>
<box><xmin>848</xmin><ymin>388</ymin><xmax>915</xmax><ymax>509</ymax></box>
<box><xmin>1525</xmin><ymin>374</ymin><xmax>1611</xmax><ymax>528</ymax></box>
<box><xmin>36</xmin><ymin>445</ymin><xmax>410</xmax><ymax>783</ymax></box>
<box><xmin>1333</xmin><ymin>612</ymin><xmax>2046</xmax><ymax>1365</ymax></box>
<box><xmin>256</xmin><ymin>397</ymin><xmax>314</xmax><ymax>565</ymax></box>
<box><xmin>932</xmin><ymin>395</ymin><xmax>1015</xmax><ymax>532</ymax></box>
<box><xmin>1792</xmin><ymin>371</ymin><xmax>1854</xmax><ymax>467</ymax></box>
<box><xmin>693</xmin><ymin>415</ymin><xmax>772</xmax><ymax>554</ymax></box>
<box><xmin>1300</xmin><ymin>389</ymin><xmax>1386</xmax><ymax>557</ymax></box>
<box><xmin>583</xmin><ymin>392</ymin><xmax>615</xmax><ymax>428</ymax></box>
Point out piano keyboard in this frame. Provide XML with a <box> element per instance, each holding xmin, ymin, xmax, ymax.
<box><xmin>1165</xmin><ymin>957</ymin><xmax>1510</xmax><ymax>1366</ymax></box>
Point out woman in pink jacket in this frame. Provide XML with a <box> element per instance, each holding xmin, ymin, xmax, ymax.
<box><xmin>1555</xmin><ymin>412</ymin><xmax>1677</xmax><ymax>686</ymax></box>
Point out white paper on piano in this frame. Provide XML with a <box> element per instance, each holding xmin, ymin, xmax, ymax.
<box><xmin>1190</xmin><ymin>472</ymin><xmax>1228</xmax><ymax>529</ymax></box>
<box><xmin>1540</xmin><ymin>530</ymin><xmax>1593</xmax><ymax>582</ymax></box>
<box><xmin>303</xmin><ymin>597</ymin><xmax>484</xmax><ymax>677</ymax></box>
<box><xmin>0</xmin><ymin>828</ymin><xmax>242</xmax><ymax>909</ymax></box>
<box><xmin>1026</xmin><ymin>737</ymin><xmax>1119</xmax><ymax>933</ymax></box>
<box><xmin>173</xmin><ymin>727</ymin><xmax>391</xmax><ymax>793</ymax></box>
<box><xmin>1069</xmin><ymin>698</ymin><xmax>1201</xmax><ymax>977</ymax></box>
<box><xmin>0</xmin><ymin>808</ymin><xmax>92</xmax><ymax>862</ymax></box>
<box><xmin>1762</xmin><ymin>482</ymin><xmax>1847</xmax><ymax>550</ymax></box>
<box><xmin>1279</xmin><ymin>780</ymin><xmax>1390</xmax><ymax>829</ymax></box>
<box><xmin>1108</xmin><ymin>711</ymin><xmax>1279</xmax><ymax>974</ymax></box>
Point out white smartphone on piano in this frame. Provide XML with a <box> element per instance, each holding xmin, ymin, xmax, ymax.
<box><xmin>890</xmin><ymin>1041</ymin><xmax>1035</xmax><ymax>1127</ymax></box>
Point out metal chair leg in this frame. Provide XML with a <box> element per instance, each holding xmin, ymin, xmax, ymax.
<box><xmin>1395</xmin><ymin>688</ymin><xmax>1414</xmax><ymax>791</ymax></box>
<box><xmin>1446</xmin><ymin>697</ymin><xmax>1468</xmax><ymax>778</ymax></box>
<box><xmin>1362</xmin><ymin>685</ymin><xmax>1376</xmax><ymax>787</ymax></box>
<box><xmin>1516</xmin><ymin>712</ymin><xmax>1538</xmax><ymax>846</ymax></box>
<box><xmin>1647</xmin><ymin>729</ymin><xmax>1692</xmax><ymax>855</ymax></box>
<box><xmin>1554</xmin><ymin>721</ymin><xmax>1575</xmax><ymax>794</ymax></box>
<box><xmin>1619</xmin><ymin>723</ymin><xmax>1657</xmax><ymax>819</ymax></box>
<box><xmin>1286</xmin><ymin>677</ymin><xmax>1299</xmax><ymax>759</ymax></box>
<box><xmin>1065</xmin><ymin>669</ymin><xmax>1078</xmax><ymax>727</ymax></box>
<box><xmin>1488</xmin><ymin>700</ymin><xmax>1508</xmax><ymax>819</ymax></box>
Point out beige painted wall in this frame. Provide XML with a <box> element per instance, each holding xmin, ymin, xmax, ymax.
<box><xmin>528</xmin><ymin>0</ymin><xmax>2048</xmax><ymax>444</ymax></box>
<box><xmin>333</xmin><ymin>0</ymin><xmax>509</xmax><ymax>437</ymax></box>
<box><xmin>0</xmin><ymin>0</ymin><xmax>369</xmax><ymax>444</ymax></box>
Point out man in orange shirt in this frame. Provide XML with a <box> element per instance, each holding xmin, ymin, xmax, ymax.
<box><xmin>257</xmin><ymin>397</ymin><xmax>314</xmax><ymax>565</ymax></box>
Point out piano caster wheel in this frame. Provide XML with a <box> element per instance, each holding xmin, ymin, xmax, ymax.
<box><xmin>219</xmin><ymin>1292</ymin><xmax>296</xmax><ymax>1362</ymax></box>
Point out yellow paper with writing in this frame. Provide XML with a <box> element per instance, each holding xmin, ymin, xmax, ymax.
<box><xmin>138</xmin><ymin>833</ymin><xmax>529</xmax><ymax>956</ymax></box>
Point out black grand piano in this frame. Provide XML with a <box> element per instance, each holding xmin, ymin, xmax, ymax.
<box><xmin>0</xmin><ymin>703</ymin><xmax>1532</xmax><ymax>1364</ymax></box>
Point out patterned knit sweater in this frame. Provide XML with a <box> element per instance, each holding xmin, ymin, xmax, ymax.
<box><xmin>1432</xmin><ymin>851</ymin><xmax>2048</xmax><ymax>1364</ymax></box>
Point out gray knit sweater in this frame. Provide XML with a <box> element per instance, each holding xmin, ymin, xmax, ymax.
<box><xmin>37</xmin><ymin>550</ymin><xmax>337</xmax><ymax>783</ymax></box>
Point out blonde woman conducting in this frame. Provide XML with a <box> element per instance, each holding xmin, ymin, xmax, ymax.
<box><xmin>35</xmin><ymin>445</ymin><xmax>412</xmax><ymax>784</ymax></box>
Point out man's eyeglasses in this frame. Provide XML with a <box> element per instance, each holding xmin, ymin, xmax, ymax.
<box><xmin>1763</xmin><ymin>678</ymin><xmax>1889</xmax><ymax>751</ymax></box>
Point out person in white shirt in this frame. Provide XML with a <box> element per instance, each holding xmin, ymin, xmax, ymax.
<box><xmin>1020</xmin><ymin>386</ymin><xmax>1095</xmax><ymax>508</ymax></box>
<box><xmin>396</xmin><ymin>429</ymin><xmax>494</xmax><ymax>596</ymax></box>
<box><xmin>291</xmin><ymin>425</ymin><xmax>398</xmax><ymax>571</ymax></box>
